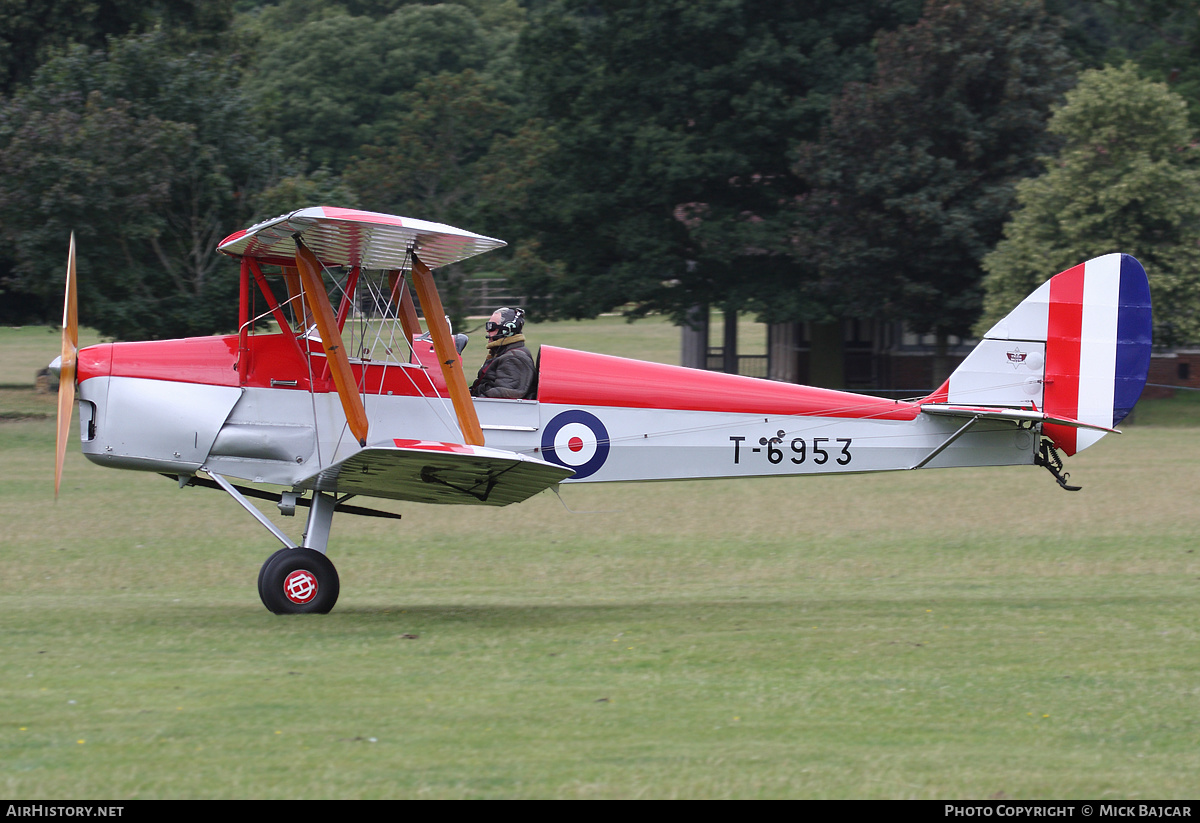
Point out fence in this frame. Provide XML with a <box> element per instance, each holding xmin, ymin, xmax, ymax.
<box><xmin>705</xmin><ymin>349</ymin><xmax>769</xmax><ymax>379</ymax></box>
<box><xmin>401</xmin><ymin>277</ymin><xmax>525</xmax><ymax>319</ymax></box>
<box><xmin>464</xmin><ymin>278</ymin><xmax>524</xmax><ymax>317</ymax></box>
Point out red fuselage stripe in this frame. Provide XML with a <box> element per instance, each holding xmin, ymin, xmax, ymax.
<box><xmin>536</xmin><ymin>346</ymin><xmax>921</xmax><ymax>420</ymax></box>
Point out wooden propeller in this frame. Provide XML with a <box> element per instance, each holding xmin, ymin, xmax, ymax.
<box><xmin>54</xmin><ymin>233</ymin><xmax>78</xmax><ymax>499</ymax></box>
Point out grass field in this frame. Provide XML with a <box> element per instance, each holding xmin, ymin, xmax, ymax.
<box><xmin>2</xmin><ymin>324</ymin><xmax>1199</xmax><ymax>798</ymax></box>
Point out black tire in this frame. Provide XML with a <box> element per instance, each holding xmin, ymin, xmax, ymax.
<box><xmin>259</xmin><ymin>548</ymin><xmax>340</xmax><ymax>615</ymax></box>
<box><xmin>258</xmin><ymin>547</ymin><xmax>294</xmax><ymax>603</ymax></box>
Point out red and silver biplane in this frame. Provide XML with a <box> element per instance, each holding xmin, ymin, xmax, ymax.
<box><xmin>51</xmin><ymin>207</ymin><xmax>1153</xmax><ymax>614</ymax></box>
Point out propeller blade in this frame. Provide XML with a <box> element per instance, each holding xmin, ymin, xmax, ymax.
<box><xmin>54</xmin><ymin>233</ymin><xmax>78</xmax><ymax>499</ymax></box>
<box><xmin>294</xmin><ymin>238</ymin><xmax>370</xmax><ymax>446</ymax></box>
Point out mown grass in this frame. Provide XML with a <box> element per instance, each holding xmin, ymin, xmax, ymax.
<box><xmin>1124</xmin><ymin>388</ymin><xmax>1200</xmax><ymax>427</ymax></box>
<box><xmin>2</xmin><ymin>322</ymin><xmax>1199</xmax><ymax>798</ymax></box>
<box><xmin>0</xmin><ymin>326</ymin><xmax>106</xmax><ymax>386</ymax></box>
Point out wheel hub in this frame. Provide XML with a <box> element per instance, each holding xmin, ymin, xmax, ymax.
<box><xmin>283</xmin><ymin>569</ymin><xmax>318</xmax><ymax>604</ymax></box>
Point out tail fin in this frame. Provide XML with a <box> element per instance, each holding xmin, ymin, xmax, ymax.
<box><xmin>927</xmin><ymin>254</ymin><xmax>1152</xmax><ymax>455</ymax></box>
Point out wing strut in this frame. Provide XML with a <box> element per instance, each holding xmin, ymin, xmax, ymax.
<box><xmin>410</xmin><ymin>253</ymin><xmax>485</xmax><ymax>446</ymax></box>
<box><xmin>281</xmin><ymin>266</ymin><xmax>315</xmax><ymax>329</ymax></box>
<box><xmin>908</xmin><ymin>413</ymin><xmax>982</xmax><ymax>470</ymax></box>
<box><xmin>294</xmin><ymin>237</ymin><xmax>370</xmax><ymax>446</ymax></box>
<box><xmin>387</xmin><ymin>270</ymin><xmax>423</xmax><ymax>350</ymax></box>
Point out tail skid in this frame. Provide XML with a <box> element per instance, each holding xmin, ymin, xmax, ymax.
<box><xmin>1034</xmin><ymin>439</ymin><xmax>1081</xmax><ymax>491</ymax></box>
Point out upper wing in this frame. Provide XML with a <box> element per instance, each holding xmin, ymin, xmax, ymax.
<box><xmin>295</xmin><ymin>440</ymin><xmax>574</xmax><ymax>506</ymax></box>
<box><xmin>216</xmin><ymin>207</ymin><xmax>506</xmax><ymax>270</ymax></box>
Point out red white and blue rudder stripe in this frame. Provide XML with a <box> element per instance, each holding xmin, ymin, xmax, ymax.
<box><xmin>981</xmin><ymin>253</ymin><xmax>1152</xmax><ymax>455</ymax></box>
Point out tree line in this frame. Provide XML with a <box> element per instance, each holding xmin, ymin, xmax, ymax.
<box><xmin>1</xmin><ymin>0</ymin><xmax>1199</xmax><ymax>355</ymax></box>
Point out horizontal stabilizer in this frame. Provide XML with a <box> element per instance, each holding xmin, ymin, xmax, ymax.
<box><xmin>296</xmin><ymin>440</ymin><xmax>573</xmax><ymax>506</ymax></box>
<box><xmin>920</xmin><ymin>403</ymin><xmax>1120</xmax><ymax>434</ymax></box>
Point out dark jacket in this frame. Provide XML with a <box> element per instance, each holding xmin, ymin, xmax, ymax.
<box><xmin>470</xmin><ymin>338</ymin><xmax>535</xmax><ymax>398</ymax></box>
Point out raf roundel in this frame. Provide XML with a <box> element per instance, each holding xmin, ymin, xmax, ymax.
<box><xmin>541</xmin><ymin>410</ymin><xmax>611</xmax><ymax>479</ymax></box>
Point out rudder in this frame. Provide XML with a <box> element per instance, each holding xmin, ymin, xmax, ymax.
<box><xmin>931</xmin><ymin>254</ymin><xmax>1152</xmax><ymax>455</ymax></box>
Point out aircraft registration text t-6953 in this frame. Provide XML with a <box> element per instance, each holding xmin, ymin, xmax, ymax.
<box><xmin>730</xmin><ymin>432</ymin><xmax>853</xmax><ymax>467</ymax></box>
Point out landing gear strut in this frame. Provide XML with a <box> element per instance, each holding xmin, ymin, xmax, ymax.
<box><xmin>191</xmin><ymin>472</ymin><xmax>402</xmax><ymax>614</ymax></box>
<box><xmin>200</xmin><ymin>471</ymin><xmax>342</xmax><ymax>613</ymax></box>
<box><xmin>255</xmin><ymin>490</ymin><xmax>341</xmax><ymax>614</ymax></box>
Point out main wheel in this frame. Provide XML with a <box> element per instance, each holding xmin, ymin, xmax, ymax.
<box><xmin>258</xmin><ymin>547</ymin><xmax>293</xmax><ymax>603</ymax></box>
<box><xmin>259</xmin><ymin>548</ymin><xmax>340</xmax><ymax>615</ymax></box>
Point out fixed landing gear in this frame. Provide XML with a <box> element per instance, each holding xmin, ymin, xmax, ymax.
<box><xmin>256</xmin><ymin>489</ymin><xmax>341</xmax><ymax>614</ymax></box>
<box><xmin>200</xmin><ymin>472</ymin><xmax>400</xmax><ymax>614</ymax></box>
<box><xmin>200</xmin><ymin>471</ymin><xmax>344</xmax><ymax>614</ymax></box>
<box><xmin>258</xmin><ymin>547</ymin><xmax>340</xmax><ymax>614</ymax></box>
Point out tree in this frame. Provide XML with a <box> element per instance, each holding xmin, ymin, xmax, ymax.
<box><xmin>0</xmin><ymin>0</ymin><xmax>234</xmax><ymax>95</ymax></box>
<box><xmin>1047</xmin><ymin>0</ymin><xmax>1200</xmax><ymax>128</ymax></box>
<box><xmin>343</xmin><ymin>67</ymin><xmax>549</xmax><ymax>326</ymax></box>
<box><xmin>241</xmin><ymin>2</ymin><xmax>505</xmax><ymax>173</ymax></box>
<box><xmin>790</xmin><ymin>0</ymin><xmax>1076</xmax><ymax>346</ymax></box>
<box><xmin>344</xmin><ymin>70</ymin><xmax>511</xmax><ymax>223</ymax></box>
<box><xmin>250</xmin><ymin>165</ymin><xmax>360</xmax><ymax>223</ymax></box>
<box><xmin>0</xmin><ymin>32</ymin><xmax>282</xmax><ymax>339</ymax></box>
<box><xmin>508</xmin><ymin>0</ymin><xmax>924</xmax><ymax>324</ymax></box>
<box><xmin>977</xmin><ymin>61</ymin><xmax>1200</xmax><ymax>347</ymax></box>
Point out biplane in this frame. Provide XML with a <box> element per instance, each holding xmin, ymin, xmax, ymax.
<box><xmin>51</xmin><ymin>207</ymin><xmax>1153</xmax><ymax>614</ymax></box>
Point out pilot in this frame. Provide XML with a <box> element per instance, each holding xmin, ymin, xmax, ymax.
<box><xmin>470</xmin><ymin>307</ymin><xmax>535</xmax><ymax>399</ymax></box>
